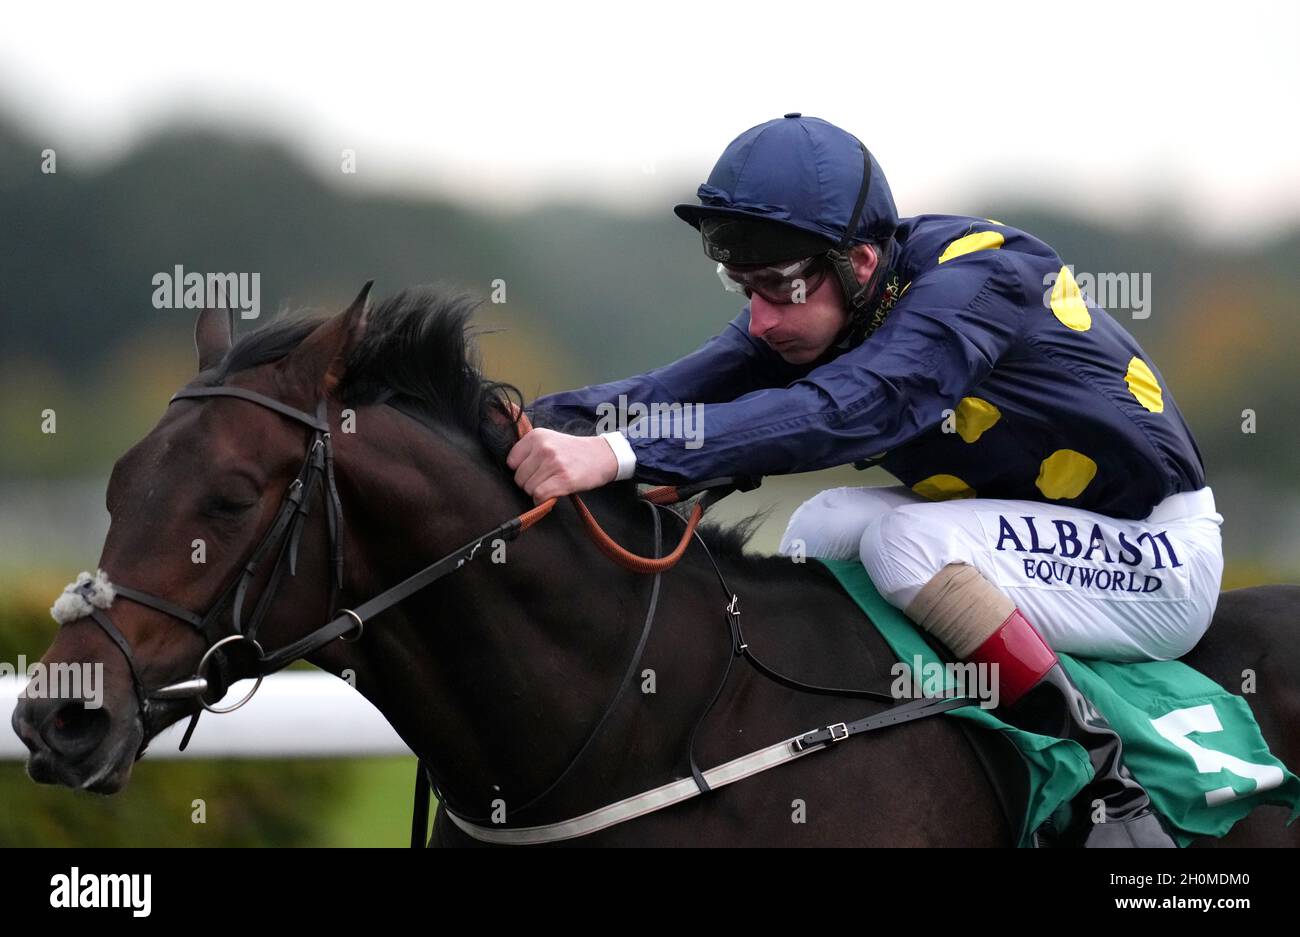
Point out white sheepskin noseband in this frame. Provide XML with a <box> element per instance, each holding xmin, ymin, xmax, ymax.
<box><xmin>50</xmin><ymin>569</ymin><xmax>117</xmax><ymax>624</ymax></box>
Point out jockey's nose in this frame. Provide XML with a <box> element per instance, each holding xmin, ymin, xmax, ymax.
<box><xmin>748</xmin><ymin>296</ymin><xmax>780</xmax><ymax>340</ymax></box>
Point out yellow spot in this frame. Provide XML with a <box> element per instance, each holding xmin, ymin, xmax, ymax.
<box><xmin>985</xmin><ymin>218</ymin><xmax>1005</xmax><ymax>225</ymax></box>
<box><xmin>954</xmin><ymin>396</ymin><xmax>1001</xmax><ymax>443</ymax></box>
<box><xmin>938</xmin><ymin>231</ymin><xmax>1005</xmax><ymax>264</ymax></box>
<box><xmin>1125</xmin><ymin>357</ymin><xmax>1164</xmax><ymax>412</ymax></box>
<box><xmin>1050</xmin><ymin>266</ymin><xmax>1091</xmax><ymax>331</ymax></box>
<box><xmin>912</xmin><ymin>474</ymin><xmax>976</xmax><ymax>501</ymax></box>
<box><xmin>1035</xmin><ymin>449</ymin><xmax>1097</xmax><ymax>500</ymax></box>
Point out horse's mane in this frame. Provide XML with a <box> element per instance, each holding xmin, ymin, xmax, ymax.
<box><xmin>212</xmin><ymin>285</ymin><xmax>767</xmax><ymax>560</ymax></box>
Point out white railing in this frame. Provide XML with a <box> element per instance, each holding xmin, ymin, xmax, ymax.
<box><xmin>0</xmin><ymin>673</ymin><xmax>412</xmax><ymax>759</ymax></box>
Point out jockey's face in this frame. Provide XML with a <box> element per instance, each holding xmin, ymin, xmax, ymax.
<box><xmin>746</xmin><ymin>244</ymin><xmax>879</xmax><ymax>364</ymax></box>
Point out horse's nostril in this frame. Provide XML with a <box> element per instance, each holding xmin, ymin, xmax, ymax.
<box><xmin>41</xmin><ymin>701</ymin><xmax>111</xmax><ymax>761</ymax></box>
<box><xmin>11</xmin><ymin>702</ymin><xmax>39</xmax><ymax>750</ymax></box>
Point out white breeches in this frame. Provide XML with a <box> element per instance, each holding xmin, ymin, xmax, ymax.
<box><xmin>778</xmin><ymin>485</ymin><xmax>1225</xmax><ymax>662</ymax></box>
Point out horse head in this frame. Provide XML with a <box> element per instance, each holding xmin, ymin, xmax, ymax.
<box><xmin>11</xmin><ymin>283</ymin><xmax>545</xmax><ymax>793</ymax></box>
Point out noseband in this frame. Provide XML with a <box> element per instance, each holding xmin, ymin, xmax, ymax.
<box><xmin>56</xmin><ymin>378</ymin><xmax>971</xmax><ymax>845</ymax></box>
<box><xmin>65</xmin><ymin>385</ymin><xmax>347</xmax><ymax>747</ymax></box>
<box><xmin>63</xmin><ymin>382</ymin><xmax>750</xmax><ymax>752</ymax></box>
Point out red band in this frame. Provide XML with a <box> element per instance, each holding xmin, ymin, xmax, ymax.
<box><xmin>965</xmin><ymin>609</ymin><xmax>1058</xmax><ymax>707</ymax></box>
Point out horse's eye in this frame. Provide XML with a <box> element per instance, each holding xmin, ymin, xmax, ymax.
<box><xmin>203</xmin><ymin>494</ymin><xmax>257</xmax><ymax>519</ymax></box>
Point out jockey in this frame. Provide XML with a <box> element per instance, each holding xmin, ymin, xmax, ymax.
<box><xmin>507</xmin><ymin>113</ymin><xmax>1224</xmax><ymax>848</ymax></box>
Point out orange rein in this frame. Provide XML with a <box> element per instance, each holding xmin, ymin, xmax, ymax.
<box><xmin>511</xmin><ymin>410</ymin><xmax>702</xmax><ymax>574</ymax></box>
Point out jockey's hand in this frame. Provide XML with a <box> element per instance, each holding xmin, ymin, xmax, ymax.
<box><xmin>506</xmin><ymin>428</ymin><xmax>619</xmax><ymax>502</ymax></box>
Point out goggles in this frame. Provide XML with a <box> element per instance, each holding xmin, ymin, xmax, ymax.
<box><xmin>715</xmin><ymin>256</ymin><xmax>829</xmax><ymax>304</ymax></box>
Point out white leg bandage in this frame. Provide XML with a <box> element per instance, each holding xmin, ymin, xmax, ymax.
<box><xmin>904</xmin><ymin>563</ymin><xmax>1014</xmax><ymax>659</ymax></box>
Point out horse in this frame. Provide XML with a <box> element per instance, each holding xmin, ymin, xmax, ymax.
<box><xmin>12</xmin><ymin>284</ymin><xmax>1300</xmax><ymax>846</ymax></box>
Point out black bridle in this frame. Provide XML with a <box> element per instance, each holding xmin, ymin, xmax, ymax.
<box><xmin>73</xmin><ymin>385</ymin><xmax>347</xmax><ymax>748</ymax></box>
<box><xmin>70</xmin><ymin>379</ymin><xmax>736</xmax><ymax>824</ymax></box>
<box><xmin>71</xmin><ymin>382</ymin><xmax>547</xmax><ymax>751</ymax></box>
<box><xmin>71</xmin><ymin>380</ymin><xmax>976</xmax><ymax>845</ymax></box>
<box><xmin>72</xmin><ymin>380</ymin><xmax>695</xmax><ymax>824</ymax></box>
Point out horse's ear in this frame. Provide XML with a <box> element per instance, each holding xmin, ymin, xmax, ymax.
<box><xmin>195</xmin><ymin>307</ymin><xmax>233</xmax><ymax>372</ymax></box>
<box><xmin>286</xmin><ymin>281</ymin><xmax>373</xmax><ymax>393</ymax></box>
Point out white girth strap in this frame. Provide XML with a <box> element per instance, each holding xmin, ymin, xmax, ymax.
<box><xmin>443</xmin><ymin>731</ymin><xmax>829</xmax><ymax>845</ymax></box>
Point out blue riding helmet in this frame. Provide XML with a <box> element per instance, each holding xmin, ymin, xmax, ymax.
<box><xmin>674</xmin><ymin>113</ymin><xmax>900</xmax><ymax>314</ymax></box>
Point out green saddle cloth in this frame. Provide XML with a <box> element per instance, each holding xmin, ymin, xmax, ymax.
<box><xmin>818</xmin><ymin>559</ymin><xmax>1300</xmax><ymax>847</ymax></box>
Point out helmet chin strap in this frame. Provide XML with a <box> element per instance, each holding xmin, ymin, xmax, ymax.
<box><xmin>822</xmin><ymin>138</ymin><xmax>895</xmax><ymax>348</ymax></box>
<box><xmin>830</xmin><ymin>238</ymin><xmax>895</xmax><ymax>347</ymax></box>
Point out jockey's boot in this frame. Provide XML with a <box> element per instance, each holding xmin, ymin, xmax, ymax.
<box><xmin>964</xmin><ymin>608</ymin><xmax>1176</xmax><ymax>848</ymax></box>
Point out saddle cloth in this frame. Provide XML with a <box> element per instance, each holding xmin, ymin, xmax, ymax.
<box><xmin>819</xmin><ymin>559</ymin><xmax>1300</xmax><ymax>846</ymax></box>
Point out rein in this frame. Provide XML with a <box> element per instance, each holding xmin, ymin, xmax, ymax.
<box><xmin>62</xmin><ymin>381</ymin><xmax>976</xmax><ymax>846</ymax></box>
<box><xmin>424</xmin><ymin>507</ymin><xmax>977</xmax><ymax>847</ymax></box>
<box><xmin>510</xmin><ymin>409</ymin><xmax>738</xmax><ymax>572</ymax></box>
<box><xmin>61</xmin><ymin>385</ymin><xmax>753</xmax><ymax>750</ymax></box>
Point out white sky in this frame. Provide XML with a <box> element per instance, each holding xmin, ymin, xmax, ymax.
<box><xmin>2</xmin><ymin>0</ymin><xmax>1297</xmax><ymax>241</ymax></box>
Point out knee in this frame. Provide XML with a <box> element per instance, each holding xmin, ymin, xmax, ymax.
<box><xmin>858</xmin><ymin>512</ymin><xmax>890</xmax><ymax>578</ymax></box>
<box><xmin>779</xmin><ymin>488</ymin><xmax>872</xmax><ymax>561</ymax></box>
<box><xmin>1146</xmin><ymin>546</ymin><xmax>1223</xmax><ymax>660</ymax></box>
<box><xmin>859</xmin><ymin>510</ymin><xmax>921</xmax><ymax>608</ymax></box>
<box><xmin>860</xmin><ymin>506</ymin><xmax>970</xmax><ymax>610</ymax></box>
<box><xmin>1151</xmin><ymin>609</ymin><xmax>1214</xmax><ymax>661</ymax></box>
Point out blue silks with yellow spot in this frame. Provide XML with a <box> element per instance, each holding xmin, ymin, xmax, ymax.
<box><xmin>537</xmin><ymin>213</ymin><xmax>1204</xmax><ymax>521</ymax></box>
<box><xmin>818</xmin><ymin>558</ymin><xmax>1300</xmax><ymax>847</ymax></box>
